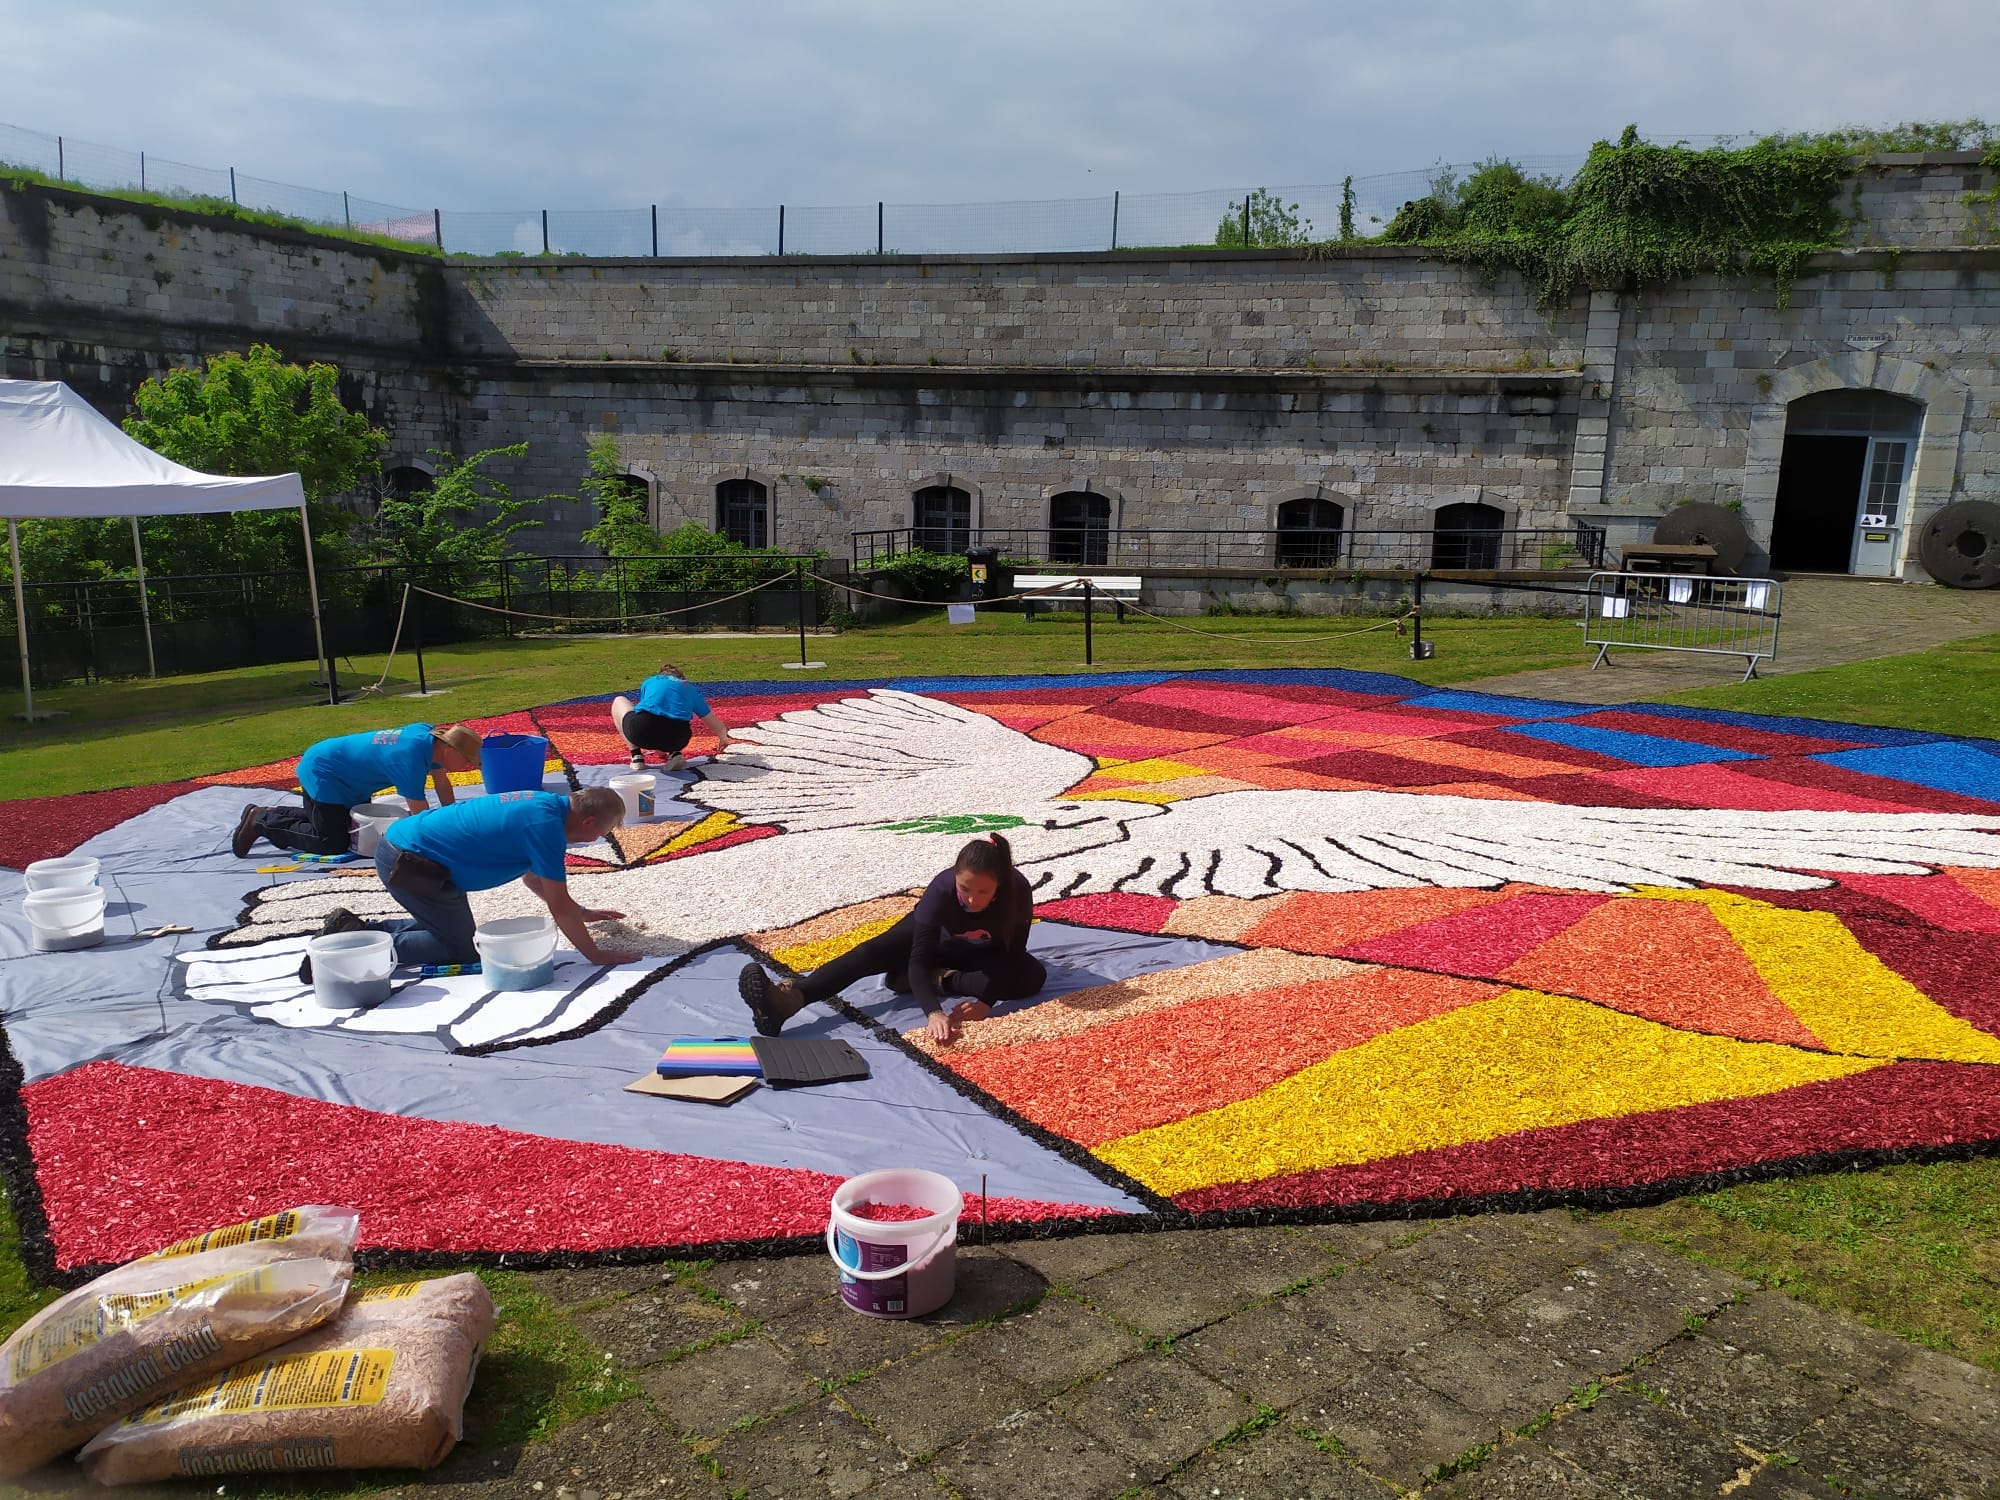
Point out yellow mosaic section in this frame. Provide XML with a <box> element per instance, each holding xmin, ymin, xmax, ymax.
<box><xmin>1095</xmin><ymin>987</ymin><xmax>1883</xmax><ymax>1198</ymax></box>
<box><xmin>1640</xmin><ymin>887</ymin><xmax>2000</xmax><ymax>1065</ymax></box>
<box><xmin>771</xmin><ymin>914</ymin><xmax>907</xmax><ymax>974</ymax></box>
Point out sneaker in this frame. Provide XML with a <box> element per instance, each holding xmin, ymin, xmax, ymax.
<box><xmin>665</xmin><ymin>752</ymin><xmax>686</xmax><ymax>773</ymax></box>
<box><xmin>629</xmin><ymin>749</ymin><xmax>646</xmax><ymax>772</ymax></box>
<box><xmin>232</xmin><ymin>805</ymin><xmax>263</xmax><ymax>859</ymax></box>
<box><xmin>738</xmin><ymin>964</ymin><xmax>780</xmax><ymax>1036</ymax></box>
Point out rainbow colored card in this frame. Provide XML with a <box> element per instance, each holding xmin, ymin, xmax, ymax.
<box><xmin>656</xmin><ymin>1038</ymin><xmax>762</xmax><ymax>1078</ymax></box>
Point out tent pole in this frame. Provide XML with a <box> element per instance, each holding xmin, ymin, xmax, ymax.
<box><xmin>130</xmin><ymin>516</ymin><xmax>156</xmax><ymax>678</ymax></box>
<box><xmin>299</xmin><ymin>505</ymin><xmax>334</xmax><ymax>705</ymax></box>
<box><xmin>8</xmin><ymin>519</ymin><xmax>35</xmax><ymax>722</ymax></box>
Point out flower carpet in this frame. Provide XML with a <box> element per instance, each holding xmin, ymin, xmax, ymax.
<box><xmin>3</xmin><ymin>668</ymin><xmax>1999</xmax><ymax>1277</ymax></box>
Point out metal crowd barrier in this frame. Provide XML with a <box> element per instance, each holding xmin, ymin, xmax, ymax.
<box><xmin>1583</xmin><ymin>572</ymin><xmax>1782</xmax><ymax>682</ymax></box>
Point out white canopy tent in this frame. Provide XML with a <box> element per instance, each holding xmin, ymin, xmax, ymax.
<box><xmin>0</xmin><ymin>379</ymin><xmax>319</xmax><ymax>719</ymax></box>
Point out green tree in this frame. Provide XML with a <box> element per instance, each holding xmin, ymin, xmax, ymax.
<box><xmin>368</xmin><ymin>445</ymin><xmax>541</xmax><ymax>582</ymax></box>
<box><xmin>1338</xmin><ymin>175</ymin><xmax>1356</xmax><ymax>241</ymax></box>
<box><xmin>118</xmin><ymin>344</ymin><xmax>385</xmax><ymax>575</ymax></box>
<box><xmin>1214</xmin><ymin>188</ymin><xmax>1312</xmax><ymax>248</ymax></box>
<box><xmin>578</xmin><ymin>438</ymin><xmax>658</xmax><ymax>556</ymax></box>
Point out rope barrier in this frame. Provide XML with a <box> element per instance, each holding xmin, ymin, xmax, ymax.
<box><xmin>343</xmin><ymin>582</ymin><xmax>413</xmax><ymax>699</ymax></box>
<box><xmin>812</xmin><ymin>571</ymin><xmax>1415</xmax><ymax>645</ymax></box>
<box><xmin>406</xmin><ymin>572</ymin><xmax>794</xmax><ymax>625</ymax></box>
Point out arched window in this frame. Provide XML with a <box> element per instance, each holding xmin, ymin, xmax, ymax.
<box><xmin>1049</xmin><ymin>492</ymin><xmax>1111</xmax><ymax>565</ymax></box>
<box><xmin>381</xmin><ymin>465</ymin><xmax>434</xmax><ymax>502</ymax></box>
<box><xmin>716</xmin><ymin>478</ymin><xmax>769</xmax><ymax>548</ymax></box>
<box><xmin>1275</xmin><ymin>497</ymin><xmax>1343</xmax><ymax>567</ymax></box>
<box><xmin>1432</xmin><ymin>501</ymin><xmax>1505</xmax><ymax>569</ymax></box>
<box><xmin>912</xmin><ymin>485</ymin><xmax>972</xmax><ymax>555</ymax></box>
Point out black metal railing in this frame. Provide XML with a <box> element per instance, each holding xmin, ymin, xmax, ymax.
<box><xmin>853</xmin><ymin>521</ymin><xmax>1608</xmax><ymax>573</ymax></box>
<box><xmin>1</xmin><ymin>552</ymin><xmax>835</xmax><ymax>689</ymax></box>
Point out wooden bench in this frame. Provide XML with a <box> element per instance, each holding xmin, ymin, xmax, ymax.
<box><xmin>1016</xmin><ymin>573</ymin><xmax>1142</xmax><ymax>622</ymax></box>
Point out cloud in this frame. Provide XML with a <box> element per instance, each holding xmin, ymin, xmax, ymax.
<box><xmin>2</xmin><ymin>0</ymin><xmax>1995</xmax><ymax>239</ymax></box>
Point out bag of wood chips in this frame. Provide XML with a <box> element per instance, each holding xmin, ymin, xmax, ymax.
<box><xmin>0</xmin><ymin>1206</ymin><xmax>358</xmax><ymax>1478</ymax></box>
<box><xmin>79</xmin><ymin>1272</ymin><xmax>497</xmax><ymax>1485</ymax></box>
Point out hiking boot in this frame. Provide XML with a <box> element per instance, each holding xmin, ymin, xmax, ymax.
<box><xmin>738</xmin><ymin>964</ymin><xmax>805</xmax><ymax>1037</ymax></box>
<box><xmin>320</xmin><ymin>908</ymin><xmax>368</xmax><ymax>937</ymax></box>
<box><xmin>232</xmin><ymin>805</ymin><xmax>263</xmax><ymax>859</ymax></box>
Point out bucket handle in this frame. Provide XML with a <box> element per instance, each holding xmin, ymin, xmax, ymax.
<box><xmin>825</xmin><ymin>1216</ymin><xmax>956</xmax><ymax>1281</ymax></box>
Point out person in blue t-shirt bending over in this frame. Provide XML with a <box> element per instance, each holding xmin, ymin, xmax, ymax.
<box><xmin>235</xmin><ymin>723</ymin><xmax>483</xmax><ymax>858</ymax></box>
<box><xmin>610</xmin><ymin>662</ymin><xmax>734</xmax><ymax>772</ymax></box>
<box><xmin>311</xmin><ymin>786</ymin><xmax>639</xmax><ymax>973</ymax></box>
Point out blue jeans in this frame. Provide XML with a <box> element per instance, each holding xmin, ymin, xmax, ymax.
<box><xmin>374</xmin><ymin>839</ymin><xmax>478</xmax><ymax>966</ymax></box>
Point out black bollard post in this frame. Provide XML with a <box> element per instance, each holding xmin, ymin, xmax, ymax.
<box><xmin>1083</xmin><ymin>577</ymin><xmax>1094</xmax><ymax>666</ymax></box>
<box><xmin>796</xmin><ymin>561</ymin><xmax>809</xmax><ymax>667</ymax></box>
<box><xmin>412</xmin><ymin>583</ymin><xmax>429</xmax><ymax>695</ymax></box>
<box><xmin>1409</xmin><ymin>575</ymin><xmax>1432</xmax><ymax>661</ymax></box>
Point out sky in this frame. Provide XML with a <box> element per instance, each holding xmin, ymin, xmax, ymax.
<box><xmin>4</xmin><ymin>0</ymin><xmax>1996</xmax><ymax>245</ymax></box>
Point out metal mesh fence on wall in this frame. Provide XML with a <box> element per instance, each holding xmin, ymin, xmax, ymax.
<box><xmin>5</xmin><ymin>116</ymin><xmax>1737</xmax><ymax>258</ymax></box>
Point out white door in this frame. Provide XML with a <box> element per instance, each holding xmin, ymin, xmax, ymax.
<box><xmin>1850</xmin><ymin>438</ymin><xmax>1910</xmax><ymax>578</ymax></box>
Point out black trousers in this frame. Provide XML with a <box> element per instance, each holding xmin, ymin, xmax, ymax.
<box><xmin>621</xmin><ymin>710</ymin><xmax>693</xmax><ymax>754</ymax></box>
<box><xmin>252</xmin><ymin>792</ymin><xmax>354</xmax><ymax>854</ymax></box>
<box><xmin>797</xmin><ymin>914</ymin><xmax>1047</xmax><ymax>1007</ymax></box>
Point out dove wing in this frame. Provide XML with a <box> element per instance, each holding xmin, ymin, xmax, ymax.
<box><xmin>1022</xmin><ymin>789</ymin><xmax>2000</xmax><ymax>900</ymax></box>
<box><xmin>686</xmin><ymin>689</ymin><xmax>1093</xmax><ymax>831</ymax></box>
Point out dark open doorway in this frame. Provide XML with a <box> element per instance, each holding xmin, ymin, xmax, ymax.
<box><xmin>1770</xmin><ymin>435</ymin><xmax>1866</xmax><ymax>573</ymax></box>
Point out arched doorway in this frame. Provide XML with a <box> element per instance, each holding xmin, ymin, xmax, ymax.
<box><xmin>912</xmin><ymin>485</ymin><xmax>972</xmax><ymax>554</ymax></box>
<box><xmin>1771</xmin><ymin>390</ymin><xmax>1922</xmax><ymax>576</ymax></box>
<box><xmin>1432</xmin><ymin>502</ymin><xmax>1504</xmax><ymax>570</ymax></box>
<box><xmin>716</xmin><ymin>478</ymin><xmax>769</xmax><ymax>548</ymax></box>
<box><xmin>1049</xmin><ymin>491</ymin><xmax>1111</xmax><ymax>565</ymax></box>
<box><xmin>1275</xmin><ymin>497</ymin><xmax>1343</xmax><ymax>567</ymax></box>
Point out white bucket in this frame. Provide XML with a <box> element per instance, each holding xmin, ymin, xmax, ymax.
<box><xmin>607</xmin><ymin>773</ymin><xmax>657</xmax><ymax>823</ymax></box>
<box><xmin>474</xmin><ymin>915</ymin><xmax>557</xmax><ymax>991</ymax></box>
<box><xmin>825</xmin><ymin>1168</ymin><xmax>963</xmax><ymax>1319</ymax></box>
<box><xmin>307</xmin><ymin>929</ymin><xmax>394</xmax><ymax>1009</ymax></box>
<box><xmin>350</xmin><ymin>801</ymin><xmax>409</xmax><ymax>858</ymax></box>
<box><xmin>25</xmin><ymin>884</ymin><xmax>107</xmax><ymax>952</ymax></box>
<box><xmin>24</xmin><ymin>856</ymin><xmax>100</xmax><ymax>892</ymax></box>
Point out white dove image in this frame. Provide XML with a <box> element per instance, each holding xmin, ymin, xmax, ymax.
<box><xmin>187</xmin><ymin>688</ymin><xmax>2000</xmax><ymax>1046</ymax></box>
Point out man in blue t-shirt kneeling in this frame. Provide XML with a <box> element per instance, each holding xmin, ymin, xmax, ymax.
<box><xmin>236</xmin><ymin>723</ymin><xmax>483</xmax><ymax>858</ymax></box>
<box><xmin>312</xmin><ymin>786</ymin><xmax>640</xmax><ymax>975</ymax></box>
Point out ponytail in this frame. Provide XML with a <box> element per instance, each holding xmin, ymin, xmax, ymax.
<box><xmin>955</xmin><ymin>832</ymin><xmax>1013</xmax><ymax>882</ymax></box>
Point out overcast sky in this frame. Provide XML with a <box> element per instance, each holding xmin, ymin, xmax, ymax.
<box><xmin>5</xmin><ymin>0</ymin><xmax>1996</xmax><ymax>223</ymax></box>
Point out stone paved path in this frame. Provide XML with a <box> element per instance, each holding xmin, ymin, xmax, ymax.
<box><xmin>318</xmin><ymin>1214</ymin><xmax>1996</xmax><ymax>1500</ymax></box>
<box><xmin>1475</xmin><ymin>575</ymin><xmax>2000</xmax><ymax>705</ymax></box>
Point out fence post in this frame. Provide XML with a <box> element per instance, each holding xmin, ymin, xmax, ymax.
<box><xmin>878</xmin><ymin>201</ymin><xmax>884</xmax><ymax>254</ymax></box>
<box><xmin>56</xmin><ymin>137</ymin><xmax>62</xmax><ymax>182</ymax></box>
<box><xmin>411</xmin><ymin>581</ymin><xmax>428</xmax><ymax>695</ymax></box>
<box><xmin>139</xmin><ymin>151</ymin><xmax>145</xmax><ymax>192</ymax></box>
<box><xmin>1410</xmin><ymin>575</ymin><xmax>1429</xmax><ymax>661</ymax></box>
<box><xmin>499</xmin><ymin>560</ymin><xmax>512</xmax><ymax>639</ymax></box>
<box><xmin>541</xmin><ymin>208</ymin><xmax>549</xmax><ymax>255</ymax></box>
<box><xmin>229</xmin><ymin>167</ymin><xmax>238</xmax><ymax>205</ymax></box>
<box><xmin>433</xmin><ymin>208</ymin><xmax>443</xmax><ymax>249</ymax></box>
<box><xmin>1111</xmin><ymin>190</ymin><xmax>1119</xmax><ymax>250</ymax></box>
<box><xmin>1242</xmin><ymin>194</ymin><xmax>1251</xmax><ymax>245</ymax></box>
<box><xmin>651</xmin><ymin>203</ymin><xmax>659</xmax><ymax>257</ymax></box>
<box><xmin>1083</xmin><ymin>577</ymin><xmax>1094</xmax><ymax>666</ymax></box>
<box><xmin>778</xmin><ymin>204</ymin><xmax>785</xmax><ymax>256</ymax></box>
<box><xmin>343</xmin><ymin>191</ymin><xmax>351</xmax><ymax>230</ymax></box>
<box><xmin>796</xmin><ymin>560</ymin><xmax>809</xmax><ymax>666</ymax></box>
<box><xmin>617</xmin><ymin>557</ymin><xmax>628</xmax><ymax>630</ymax></box>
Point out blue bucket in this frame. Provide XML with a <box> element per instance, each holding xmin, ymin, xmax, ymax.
<box><xmin>481</xmin><ymin>733</ymin><xmax>550</xmax><ymax>794</ymax></box>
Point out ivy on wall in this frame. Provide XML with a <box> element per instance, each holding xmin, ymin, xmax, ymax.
<box><xmin>1381</xmin><ymin>126</ymin><xmax>1859</xmax><ymax>309</ymax></box>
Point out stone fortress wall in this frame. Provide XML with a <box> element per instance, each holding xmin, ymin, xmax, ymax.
<box><xmin>2</xmin><ymin>151</ymin><xmax>1995</xmax><ymax>583</ymax></box>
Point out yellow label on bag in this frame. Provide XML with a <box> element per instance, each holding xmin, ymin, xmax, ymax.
<box><xmin>133</xmin><ymin>1348</ymin><xmax>395</xmax><ymax>1425</ymax></box>
<box><xmin>11</xmin><ymin>1267</ymin><xmax>275</xmax><ymax>1381</ymax></box>
<box><xmin>146</xmin><ymin>1211</ymin><xmax>302</xmax><ymax>1260</ymax></box>
<box><xmin>354</xmin><ymin>1281</ymin><xmax>426</xmax><ymax>1304</ymax></box>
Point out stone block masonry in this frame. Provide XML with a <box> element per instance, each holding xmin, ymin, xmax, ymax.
<box><xmin>5</xmin><ymin>162</ymin><xmax>1999</xmax><ymax>583</ymax></box>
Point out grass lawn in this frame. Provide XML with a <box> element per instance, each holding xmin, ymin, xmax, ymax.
<box><xmin>2</xmin><ymin>612</ymin><xmax>1998</xmax><ymax>1482</ymax></box>
<box><xmin>0</xmin><ymin>609</ymin><xmax>1588</xmax><ymax>797</ymax></box>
